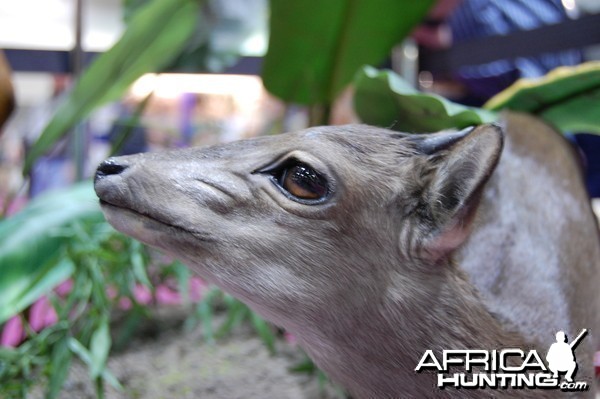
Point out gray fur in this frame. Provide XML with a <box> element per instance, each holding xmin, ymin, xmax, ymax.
<box><xmin>94</xmin><ymin>111</ymin><xmax>600</xmax><ymax>398</ymax></box>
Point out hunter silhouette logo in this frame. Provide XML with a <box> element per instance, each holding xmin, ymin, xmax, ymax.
<box><xmin>415</xmin><ymin>329</ymin><xmax>589</xmax><ymax>392</ymax></box>
<box><xmin>546</xmin><ymin>329</ymin><xmax>587</xmax><ymax>382</ymax></box>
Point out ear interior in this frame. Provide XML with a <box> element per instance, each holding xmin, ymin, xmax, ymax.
<box><xmin>420</xmin><ymin>124</ymin><xmax>504</xmax><ymax>259</ymax></box>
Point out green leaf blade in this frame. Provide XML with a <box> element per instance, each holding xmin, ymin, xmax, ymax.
<box><xmin>46</xmin><ymin>336</ymin><xmax>73</xmax><ymax>399</ymax></box>
<box><xmin>249</xmin><ymin>312</ymin><xmax>276</xmax><ymax>355</ymax></box>
<box><xmin>90</xmin><ymin>318</ymin><xmax>111</xmax><ymax>379</ymax></box>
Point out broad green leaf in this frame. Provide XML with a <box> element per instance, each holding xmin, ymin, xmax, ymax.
<box><xmin>484</xmin><ymin>61</ymin><xmax>600</xmax><ymax>134</ymax></box>
<box><xmin>262</xmin><ymin>0</ymin><xmax>434</xmax><ymax>105</ymax></box>
<box><xmin>354</xmin><ymin>66</ymin><xmax>497</xmax><ymax>132</ymax></box>
<box><xmin>0</xmin><ymin>182</ymin><xmax>104</xmax><ymax>323</ymax></box>
<box><xmin>24</xmin><ymin>0</ymin><xmax>200</xmax><ymax>174</ymax></box>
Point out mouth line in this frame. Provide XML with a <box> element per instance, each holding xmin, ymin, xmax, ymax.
<box><xmin>99</xmin><ymin>200</ymin><xmax>214</xmax><ymax>242</ymax></box>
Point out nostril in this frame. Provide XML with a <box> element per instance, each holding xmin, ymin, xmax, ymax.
<box><xmin>95</xmin><ymin>158</ymin><xmax>128</xmax><ymax>181</ymax></box>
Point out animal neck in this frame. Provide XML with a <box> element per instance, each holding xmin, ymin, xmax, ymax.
<box><xmin>293</xmin><ymin>261</ymin><xmax>535</xmax><ymax>398</ymax></box>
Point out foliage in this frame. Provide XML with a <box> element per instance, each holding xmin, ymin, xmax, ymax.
<box><xmin>185</xmin><ymin>289</ymin><xmax>277</xmax><ymax>354</ymax></box>
<box><xmin>262</xmin><ymin>0</ymin><xmax>434</xmax><ymax>109</ymax></box>
<box><xmin>354</xmin><ymin>66</ymin><xmax>497</xmax><ymax>132</ymax></box>
<box><xmin>0</xmin><ymin>220</ymin><xmax>145</xmax><ymax>398</ymax></box>
<box><xmin>1</xmin><ymin>321</ymin><xmax>72</xmax><ymax>398</ymax></box>
<box><xmin>0</xmin><ymin>182</ymin><xmax>103</xmax><ymax>324</ymax></box>
<box><xmin>124</xmin><ymin>0</ymin><xmax>265</xmax><ymax>73</ymax></box>
<box><xmin>353</xmin><ymin>62</ymin><xmax>600</xmax><ymax>134</ymax></box>
<box><xmin>484</xmin><ymin>61</ymin><xmax>600</xmax><ymax>134</ymax></box>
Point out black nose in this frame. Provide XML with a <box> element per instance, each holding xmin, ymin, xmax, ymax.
<box><xmin>95</xmin><ymin>158</ymin><xmax>128</xmax><ymax>182</ymax></box>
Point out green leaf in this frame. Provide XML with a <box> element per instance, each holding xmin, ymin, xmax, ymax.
<box><xmin>99</xmin><ymin>366</ymin><xmax>123</xmax><ymax>392</ymax></box>
<box><xmin>90</xmin><ymin>318</ymin><xmax>111</xmax><ymax>379</ymax></box>
<box><xmin>484</xmin><ymin>61</ymin><xmax>600</xmax><ymax>134</ymax></box>
<box><xmin>46</xmin><ymin>336</ymin><xmax>73</xmax><ymax>399</ymax></box>
<box><xmin>68</xmin><ymin>337</ymin><xmax>91</xmax><ymax>365</ymax></box>
<box><xmin>68</xmin><ymin>337</ymin><xmax>123</xmax><ymax>390</ymax></box>
<box><xmin>262</xmin><ymin>0</ymin><xmax>434</xmax><ymax>105</ymax></box>
<box><xmin>23</xmin><ymin>0</ymin><xmax>200</xmax><ymax>175</ymax></box>
<box><xmin>171</xmin><ymin>261</ymin><xmax>191</xmax><ymax>304</ymax></box>
<box><xmin>109</xmin><ymin>92</ymin><xmax>153</xmax><ymax>157</ymax></box>
<box><xmin>130</xmin><ymin>240</ymin><xmax>152</xmax><ymax>289</ymax></box>
<box><xmin>186</xmin><ymin>287</ymin><xmax>221</xmax><ymax>341</ymax></box>
<box><xmin>216</xmin><ymin>296</ymin><xmax>249</xmax><ymax>338</ymax></box>
<box><xmin>353</xmin><ymin>66</ymin><xmax>498</xmax><ymax>132</ymax></box>
<box><xmin>289</xmin><ymin>356</ymin><xmax>317</xmax><ymax>374</ymax></box>
<box><xmin>125</xmin><ymin>0</ymin><xmax>259</xmax><ymax>73</ymax></box>
<box><xmin>196</xmin><ymin>301</ymin><xmax>215</xmax><ymax>344</ymax></box>
<box><xmin>0</xmin><ymin>182</ymin><xmax>104</xmax><ymax>324</ymax></box>
<box><xmin>249</xmin><ymin>312</ymin><xmax>276</xmax><ymax>355</ymax></box>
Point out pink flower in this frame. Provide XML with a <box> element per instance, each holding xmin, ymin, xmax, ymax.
<box><xmin>29</xmin><ymin>296</ymin><xmax>58</xmax><ymax>332</ymax></box>
<box><xmin>1</xmin><ymin>316</ymin><xmax>25</xmax><ymax>347</ymax></box>
<box><xmin>55</xmin><ymin>279</ymin><xmax>74</xmax><ymax>297</ymax></box>
<box><xmin>155</xmin><ymin>284</ymin><xmax>181</xmax><ymax>305</ymax></box>
<box><xmin>118</xmin><ymin>297</ymin><xmax>133</xmax><ymax>310</ymax></box>
<box><xmin>106</xmin><ymin>285</ymin><xmax>118</xmax><ymax>300</ymax></box>
<box><xmin>133</xmin><ymin>284</ymin><xmax>153</xmax><ymax>305</ymax></box>
<box><xmin>284</xmin><ymin>331</ymin><xmax>297</xmax><ymax>346</ymax></box>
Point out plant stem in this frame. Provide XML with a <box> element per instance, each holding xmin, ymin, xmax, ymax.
<box><xmin>95</xmin><ymin>376</ymin><xmax>105</xmax><ymax>399</ymax></box>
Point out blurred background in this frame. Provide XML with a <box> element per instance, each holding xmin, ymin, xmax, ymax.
<box><xmin>0</xmin><ymin>0</ymin><xmax>279</xmax><ymax>204</ymax></box>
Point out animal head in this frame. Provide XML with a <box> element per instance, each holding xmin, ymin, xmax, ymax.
<box><xmin>94</xmin><ymin>124</ymin><xmax>503</xmax><ymax>331</ymax></box>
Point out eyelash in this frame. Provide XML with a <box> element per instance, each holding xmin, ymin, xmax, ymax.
<box><xmin>267</xmin><ymin>160</ymin><xmax>330</xmax><ymax>203</ymax></box>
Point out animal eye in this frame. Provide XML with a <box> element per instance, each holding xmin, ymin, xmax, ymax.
<box><xmin>275</xmin><ymin>162</ymin><xmax>328</xmax><ymax>201</ymax></box>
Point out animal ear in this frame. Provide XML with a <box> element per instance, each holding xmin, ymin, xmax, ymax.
<box><xmin>416</xmin><ymin>124</ymin><xmax>504</xmax><ymax>260</ymax></box>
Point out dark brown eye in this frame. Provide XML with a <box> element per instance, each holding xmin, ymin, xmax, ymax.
<box><xmin>276</xmin><ymin>163</ymin><xmax>328</xmax><ymax>201</ymax></box>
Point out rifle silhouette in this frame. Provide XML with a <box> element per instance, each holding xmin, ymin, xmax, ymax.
<box><xmin>569</xmin><ymin>329</ymin><xmax>588</xmax><ymax>350</ymax></box>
